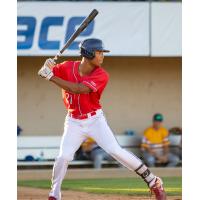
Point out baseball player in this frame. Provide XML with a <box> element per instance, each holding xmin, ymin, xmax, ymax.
<box><xmin>38</xmin><ymin>38</ymin><xmax>167</xmax><ymax>200</ymax></box>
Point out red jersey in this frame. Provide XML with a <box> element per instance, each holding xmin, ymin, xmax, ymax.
<box><xmin>52</xmin><ymin>61</ymin><xmax>109</xmax><ymax>116</ymax></box>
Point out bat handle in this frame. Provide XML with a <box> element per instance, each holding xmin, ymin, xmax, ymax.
<box><xmin>53</xmin><ymin>52</ymin><xmax>62</xmax><ymax>63</ymax></box>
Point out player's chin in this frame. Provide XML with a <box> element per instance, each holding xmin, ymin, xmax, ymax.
<box><xmin>92</xmin><ymin>59</ymin><xmax>103</xmax><ymax>66</ymax></box>
<box><xmin>98</xmin><ymin>60</ymin><xmax>104</xmax><ymax>66</ymax></box>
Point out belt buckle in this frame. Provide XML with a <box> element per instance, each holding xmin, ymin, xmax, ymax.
<box><xmin>87</xmin><ymin>113</ymin><xmax>91</xmax><ymax>118</ymax></box>
<box><xmin>84</xmin><ymin>111</ymin><xmax>96</xmax><ymax>119</ymax></box>
<box><xmin>70</xmin><ymin>111</ymin><xmax>97</xmax><ymax>120</ymax></box>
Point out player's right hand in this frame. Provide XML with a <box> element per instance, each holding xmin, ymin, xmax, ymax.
<box><xmin>44</xmin><ymin>58</ymin><xmax>56</xmax><ymax>69</ymax></box>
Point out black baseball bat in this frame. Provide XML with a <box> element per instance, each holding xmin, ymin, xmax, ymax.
<box><xmin>53</xmin><ymin>9</ymin><xmax>99</xmax><ymax>62</ymax></box>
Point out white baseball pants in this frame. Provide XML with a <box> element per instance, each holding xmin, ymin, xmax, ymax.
<box><xmin>49</xmin><ymin>110</ymin><xmax>143</xmax><ymax>199</ymax></box>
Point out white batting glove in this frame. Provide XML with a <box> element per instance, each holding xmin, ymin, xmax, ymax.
<box><xmin>44</xmin><ymin>58</ymin><xmax>56</xmax><ymax>69</ymax></box>
<box><xmin>38</xmin><ymin>58</ymin><xmax>56</xmax><ymax>80</ymax></box>
<box><xmin>38</xmin><ymin>65</ymin><xmax>54</xmax><ymax>80</ymax></box>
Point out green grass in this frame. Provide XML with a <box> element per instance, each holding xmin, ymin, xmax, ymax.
<box><xmin>18</xmin><ymin>177</ymin><xmax>182</xmax><ymax>196</ymax></box>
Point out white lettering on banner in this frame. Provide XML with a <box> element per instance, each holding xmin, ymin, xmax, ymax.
<box><xmin>17</xmin><ymin>2</ymin><xmax>150</xmax><ymax>56</ymax></box>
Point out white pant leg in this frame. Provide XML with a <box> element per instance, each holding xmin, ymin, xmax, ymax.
<box><xmin>49</xmin><ymin>117</ymin><xmax>86</xmax><ymax>199</ymax></box>
<box><xmin>88</xmin><ymin>113</ymin><xmax>142</xmax><ymax>171</ymax></box>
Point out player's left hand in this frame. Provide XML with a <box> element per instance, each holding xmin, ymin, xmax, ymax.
<box><xmin>38</xmin><ymin>65</ymin><xmax>54</xmax><ymax>80</ymax></box>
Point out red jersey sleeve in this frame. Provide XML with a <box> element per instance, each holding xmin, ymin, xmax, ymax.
<box><xmin>82</xmin><ymin>69</ymin><xmax>109</xmax><ymax>92</ymax></box>
<box><xmin>52</xmin><ymin>61</ymin><xmax>69</xmax><ymax>80</ymax></box>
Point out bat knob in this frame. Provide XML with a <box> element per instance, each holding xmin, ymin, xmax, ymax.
<box><xmin>53</xmin><ymin>57</ymin><xmax>57</xmax><ymax>62</ymax></box>
<box><xmin>53</xmin><ymin>52</ymin><xmax>62</xmax><ymax>62</ymax></box>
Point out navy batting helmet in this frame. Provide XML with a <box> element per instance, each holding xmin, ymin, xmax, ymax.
<box><xmin>79</xmin><ymin>38</ymin><xmax>110</xmax><ymax>59</ymax></box>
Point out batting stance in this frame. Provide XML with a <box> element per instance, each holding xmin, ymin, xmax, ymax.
<box><xmin>38</xmin><ymin>38</ymin><xmax>167</xmax><ymax>200</ymax></box>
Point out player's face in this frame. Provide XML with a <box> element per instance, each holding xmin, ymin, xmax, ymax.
<box><xmin>91</xmin><ymin>51</ymin><xmax>104</xmax><ymax>66</ymax></box>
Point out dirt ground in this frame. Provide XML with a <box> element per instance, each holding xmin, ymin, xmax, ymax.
<box><xmin>18</xmin><ymin>187</ymin><xmax>182</xmax><ymax>200</ymax></box>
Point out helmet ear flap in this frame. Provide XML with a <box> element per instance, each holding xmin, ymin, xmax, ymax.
<box><xmin>80</xmin><ymin>48</ymin><xmax>95</xmax><ymax>59</ymax></box>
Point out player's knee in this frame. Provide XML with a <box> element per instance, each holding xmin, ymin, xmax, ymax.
<box><xmin>57</xmin><ymin>153</ymin><xmax>74</xmax><ymax>163</ymax></box>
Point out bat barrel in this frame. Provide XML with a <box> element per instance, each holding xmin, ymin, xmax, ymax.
<box><xmin>88</xmin><ymin>9</ymin><xmax>99</xmax><ymax>20</ymax></box>
<box><xmin>53</xmin><ymin>9</ymin><xmax>99</xmax><ymax>61</ymax></box>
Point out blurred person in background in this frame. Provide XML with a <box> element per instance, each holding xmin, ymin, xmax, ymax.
<box><xmin>80</xmin><ymin>137</ymin><xmax>117</xmax><ymax>169</ymax></box>
<box><xmin>169</xmin><ymin>127</ymin><xmax>182</xmax><ymax>161</ymax></box>
<box><xmin>17</xmin><ymin>125</ymin><xmax>22</xmax><ymax>136</ymax></box>
<box><xmin>141</xmin><ymin>113</ymin><xmax>180</xmax><ymax>167</ymax></box>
